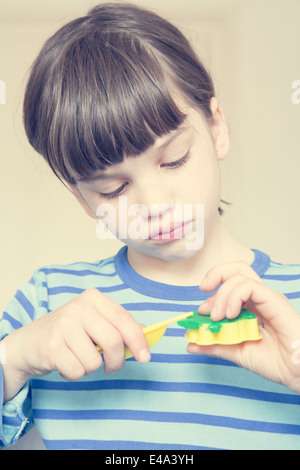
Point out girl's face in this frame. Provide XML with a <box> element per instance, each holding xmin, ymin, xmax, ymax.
<box><xmin>73</xmin><ymin>99</ymin><xmax>229</xmax><ymax>262</ymax></box>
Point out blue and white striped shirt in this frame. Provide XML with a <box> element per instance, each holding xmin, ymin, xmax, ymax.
<box><xmin>1</xmin><ymin>246</ymin><xmax>300</xmax><ymax>450</ymax></box>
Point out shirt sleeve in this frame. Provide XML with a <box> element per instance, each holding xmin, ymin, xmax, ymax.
<box><xmin>0</xmin><ymin>269</ymin><xmax>48</xmax><ymax>448</ymax></box>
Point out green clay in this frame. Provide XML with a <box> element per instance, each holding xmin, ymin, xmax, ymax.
<box><xmin>177</xmin><ymin>308</ymin><xmax>255</xmax><ymax>334</ymax></box>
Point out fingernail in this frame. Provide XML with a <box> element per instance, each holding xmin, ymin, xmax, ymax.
<box><xmin>200</xmin><ymin>277</ymin><xmax>207</xmax><ymax>289</ymax></box>
<box><xmin>226</xmin><ymin>305</ymin><xmax>231</xmax><ymax>317</ymax></box>
<box><xmin>139</xmin><ymin>348</ymin><xmax>151</xmax><ymax>363</ymax></box>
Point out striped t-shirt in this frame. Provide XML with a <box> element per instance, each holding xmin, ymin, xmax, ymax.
<box><xmin>1</xmin><ymin>246</ymin><xmax>300</xmax><ymax>450</ymax></box>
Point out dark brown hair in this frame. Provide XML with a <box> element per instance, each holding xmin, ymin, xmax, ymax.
<box><xmin>23</xmin><ymin>2</ymin><xmax>216</xmax><ymax>183</ymax></box>
<box><xmin>23</xmin><ymin>3</ymin><xmax>230</xmax><ymax>213</ymax></box>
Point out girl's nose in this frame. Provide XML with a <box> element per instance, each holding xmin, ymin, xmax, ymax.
<box><xmin>133</xmin><ymin>181</ymin><xmax>176</xmax><ymax>219</ymax></box>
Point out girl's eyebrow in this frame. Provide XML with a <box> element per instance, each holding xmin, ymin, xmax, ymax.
<box><xmin>155</xmin><ymin>124</ymin><xmax>188</xmax><ymax>150</ymax></box>
<box><xmin>78</xmin><ymin>125</ymin><xmax>189</xmax><ymax>183</ymax></box>
<box><xmin>78</xmin><ymin>172</ymin><xmax>120</xmax><ymax>183</ymax></box>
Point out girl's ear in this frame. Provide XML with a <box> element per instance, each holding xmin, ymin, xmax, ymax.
<box><xmin>209</xmin><ymin>97</ymin><xmax>230</xmax><ymax>161</ymax></box>
<box><xmin>69</xmin><ymin>185</ymin><xmax>98</xmax><ymax>219</ymax></box>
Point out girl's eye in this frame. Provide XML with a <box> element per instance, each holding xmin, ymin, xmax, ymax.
<box><xmin>98</xmin><ymin>152</ymin><xmax>190</xmax><ymax>199</ymax></box>
<box><xmin>99</xmin><ymin>182</ymin><xmax>128</xmax><ymax>200</ymax></box>
<box><xmin>161</xmin><ymin>151</ymin><xmax>190</xmax><ymax>169</ymax></box>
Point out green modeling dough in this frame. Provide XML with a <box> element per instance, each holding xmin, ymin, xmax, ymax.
<box><xmin>177</xmin><ymin>308</ymin><xmax>255</xmax><ymax>334</ymax></box>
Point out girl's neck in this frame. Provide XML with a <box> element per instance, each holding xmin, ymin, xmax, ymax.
<box><xmin>126</xmin><ymin>216</ymin><xmax>254</xmax><ymax>286</ymax></box>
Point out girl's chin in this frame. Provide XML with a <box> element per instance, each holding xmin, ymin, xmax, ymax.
<box><xmin>126</xmin><ymin>238</ymin><xmax>203</xmax><ymax>262</ymax></box>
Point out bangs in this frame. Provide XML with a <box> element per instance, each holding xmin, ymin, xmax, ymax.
<box><xmin>24</xmin><ymin>29</ymin><xmax>187</xmax><ymax>184</ymax></box>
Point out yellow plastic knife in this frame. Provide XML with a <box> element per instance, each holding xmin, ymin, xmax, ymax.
<box><xmin>96</xmin><ymin>312</ymin><xmax>192</xmax><ymax>359</ymax></box>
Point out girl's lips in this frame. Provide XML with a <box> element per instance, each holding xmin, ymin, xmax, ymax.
<box><xmin>149</xmin><ymin>220</ymin><xmax>193</xmax><ymax>242</ymax></box>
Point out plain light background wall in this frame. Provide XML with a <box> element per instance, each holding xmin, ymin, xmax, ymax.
<box><xmin>1</xmin><ymin>0</ymin><xmax>299</xmax><ymax>450</ymax></box>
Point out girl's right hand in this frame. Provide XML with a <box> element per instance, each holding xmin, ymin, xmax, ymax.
<box><xmin>1</xmin><ymin>288</ymin><xmax>151</xmax><ymax>402</ymax></box>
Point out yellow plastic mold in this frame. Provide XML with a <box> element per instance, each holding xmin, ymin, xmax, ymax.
<box><xmin>177</xmin><ymin>308</ymin><xmax>262</xmax><ymax>346</ymax></box>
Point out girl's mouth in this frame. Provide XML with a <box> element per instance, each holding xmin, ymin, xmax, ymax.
<box><xmin>148</xmin><ymin>220</ymin><xmax>193</xmax><ymax>243</ymax></box>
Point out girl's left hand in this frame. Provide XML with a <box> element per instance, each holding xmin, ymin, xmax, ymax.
<box><xmin>189</xmin><ymin>262</ymin><xmax>300</xmax><ymax>394</ymax></box>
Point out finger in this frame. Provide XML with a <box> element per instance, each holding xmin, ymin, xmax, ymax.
<box><xmin>200</xmin><ymin>261</ymin><xmax>263</xmax><ymax>292</ymax></box>
<box><xmin>82</xmin><ymin>315</ymin><xmax>126</xmax><ymax>373</ymax></box>
<box><xmin>198</xmin><ymin>296</ymin><xmax>215</xmax><ymax>315</ymax></box>
<box><xmin>206</xmin><ymin>274</ymin><xmax>248</xmax><ymax>321</ymax></box>
<box><xmin>198</xmin><ymin>277</ymin><xmax>298</xmax><ymax>337</ymax></box>
<box><xmin>187</xmin><ymin>341</ymin><xmax>243</xmax><ymax>364</ymax></box>
<box><xmin>96</xmin><ymin>326</ymin><xmax>126</xmax><ymax>373</ymax></box>
<box><xmin>64</xmin><ymin>327</ymin><xmax>103</xmax><ymax>375</ymax></box>
<box><xmin>215</xmin><ymin>277</ymin><xmax>299</xmax><ymax>340</ymax></box>
<box><xmin>187</xmin><ymin>339</ymin><xmax>256</xmax><ymax>370</ymax></box>
<box><xmin>83</xmin><ymin>289</ymin><xmax>151</xmax><ymax>363</ymax></box>
<box><xmin>55</xmin><ymin>347</ymin><xmax>86</xmax><ymax>381</ymax></box>
<box><xmin>225</xmin><ymin>278</ymin><xmax>296</xmax><ymax>330</ymax></box>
